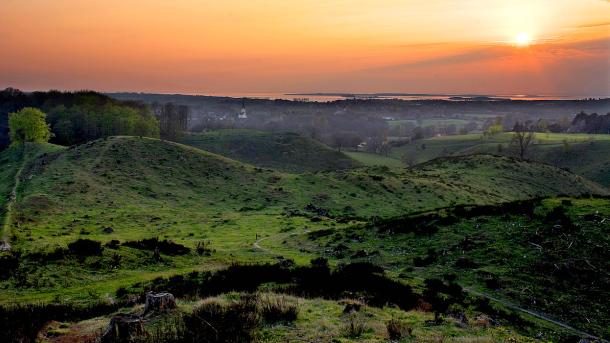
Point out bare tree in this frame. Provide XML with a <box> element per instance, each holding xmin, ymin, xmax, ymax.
<box><xmin>401</xmin><ymin>151</ymin><xmax>417</xmax><ymax>167</ymax></box>
<box><xmin>331</xmin><ymin>131</ymin><xmax>361</xmax><ymax>152</ymax></box>
<box><xmin>511</xmin><ymin>121</ymin><xmax>535</xmax><ymax>159</ymax></box>
<box><xmin>158</xmin><ymin>103</ymin><xmax>189</xmax><ymax>141</ymax></box>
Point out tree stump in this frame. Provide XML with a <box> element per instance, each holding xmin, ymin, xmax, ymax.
<box><xmin>0</xmin><ymin>241</ymin><xmax>11</xmax><ymax>252</ymax></box>
<box><xmin>100</xmin><ymin>314</ymin><xmax>145</xmax><ymax>343</ymax></box>
<box><xmin>143</xmin><ymin>292</ymin><xmax>176</xmax><ymax>315</ymax></box>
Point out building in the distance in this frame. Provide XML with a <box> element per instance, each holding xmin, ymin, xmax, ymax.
<box><xmin>238</xmin><ymin>100</ymin><xmax>248</xmax><ymax>119</ymax></box>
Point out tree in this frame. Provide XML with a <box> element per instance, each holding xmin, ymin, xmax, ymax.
<box><xmin>331</xmin><ymin>131</ymin><xmax>361</xmax><ymax>152</ymax></box>
<box><xmin>401</xmin><ymin>151</ymin><xmax>417</xmax><ymax>167</ymax></box>
<box><xmin>158</xmin><ymin>102</ymin><xmax>189</xmax><ymax>141</ymax></box>
<box><xmin>511</xmin><ymin>121</ymin><xmax>535</xmax><ymax>159</ymax></box>
<box><xmin>8</xmin><ymin>107</ymin><xmax>51</xmax><ymax>145</ymax></box>
<box><xmin>484</xmin><ymin>123</ymin><xmax>503</xmax><ymax>138</ymax></box>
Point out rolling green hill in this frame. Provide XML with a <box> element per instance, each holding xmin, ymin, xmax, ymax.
<box><xmin>180</xmin><ymin>130</ymin><xmax>361</xmax><ymax>172</ymax></box>
<box><xmin>4</xmin><ymin>137</ymin><xmax>605</xmax><ymax>251</ymax></box>
<box><xmin>0</xmin><ymin>137</ymin><xmax>603</xmax><ymax>277</ymax></box>
<box><xmin>354</xmin><ymin>133</ymin><xmax>610</xmax><ymax>187</ymax></box>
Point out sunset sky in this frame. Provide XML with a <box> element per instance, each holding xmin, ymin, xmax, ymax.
<box><xmin>1</xmin><ymin>0</ymin><xmax>609</xmax><ymax>96</ymax></box>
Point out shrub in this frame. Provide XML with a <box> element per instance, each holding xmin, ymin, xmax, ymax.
<box><xmin>386</xmin><ymin>319</ymin><xmax>413</xmax><ymax>340</ymax></box>
<box><xmin>195</xmin><ymin>241</ymin><xmax>211</xmax><ymax>256</ymax></box>
<box><xmin>258</xmin><ymin>294</ymin><xmax>298</xmax><ymax>324</ymax></box>
<box><xmin>67</xmin><ymin>239</ymin><xmax>103</xmax><ymax>256</ymax></box>
<box><xmin>123</xmin><ymin>237</ymin><xmax>190</xmax><ymax>255</ymax></box>
<box><xmin>341</xmin><ymin>312</ymin><xmax>367</xmax><ymax>338</ymax></box>
<box><xmin>105</xmin><ymin>239</ymin><xmax>120</xmax><ymax>249</ymax></box>
<box><xmin>183</xmin><ymin>296</ymin><xmax>260</xmax><ymax>343</ymax></box>
<box><xmin>0</xmin><ymin>301</ymin><xmax>119</xmax><ymax>343</ymax></box>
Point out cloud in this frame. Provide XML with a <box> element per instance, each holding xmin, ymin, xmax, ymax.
<box><xmin>365</xmin><ymin>46</ymin><xmax>509</xmax><ymax>73</ymax></box>
<box><xmin>576</xmin><ymin>21</ymin><xmax>610</xmax><ymax>28</ymax></box>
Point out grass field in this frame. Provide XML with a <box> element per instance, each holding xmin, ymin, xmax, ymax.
<box><xmin>387</xmin><ymin>118</ymin><xmax>470</xmax><ymax>128</ymax></box>
<box><xmin>344</xmin><ymin>151</ymin><xmax>405</xmax><ymax>168</ymax></box>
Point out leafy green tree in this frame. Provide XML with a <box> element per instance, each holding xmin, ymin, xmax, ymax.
<box><xmin>8</xmin><ymin>107</ymin><xmax>52</xmax><ymax>145</ymax></box>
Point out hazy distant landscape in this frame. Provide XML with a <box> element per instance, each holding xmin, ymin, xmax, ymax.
<box><xmin>1</xmin><ymin>0</ymin><xmax>610</xmax><ymax>342</ymax></box>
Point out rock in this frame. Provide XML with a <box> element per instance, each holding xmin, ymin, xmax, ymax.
<box><xmin>102</xmin><ymin>227</ymin><xmax>114</xmax><ymax>234</ymax></box>
<box><xmin>143</xmin><ymin>292</ymin><xmax>176</xmax><ymax>315</ymax></box>
<box><xmin>100</xmin><ymin>314</ymin><xmax>144</xmax><ymax>343</ymax></box>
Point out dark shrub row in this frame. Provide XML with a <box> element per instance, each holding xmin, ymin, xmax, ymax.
<box><xmin>137</xmin><ymin>260</ymin><xmax>419</xmax><ymax>312</ymax></box>
<box><xmin>0</xmin><ymin>301</ymin><xmax>121</xmax><ymax>343</ymax></box>
<box><xmin>123</xmin><ymin>237</ymin><xmax>190</xmax><ymax>255</ymax></box>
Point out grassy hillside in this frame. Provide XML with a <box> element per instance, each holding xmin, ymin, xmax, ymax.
<box><xmin>180</xmin><ymin>130</ymin><xmax>361</xmax><ymax>172</ymax></box>
<box><xmin>355</xmin><ymin>133</ymin><xmax>610</xmax><ymax>187</ymax></box>
<box><xmin>345</xmin><ymin>151</ymin><xmax>404</xmax><ymax>168</ymax></box>
<box><xmin>0</xmin><ymin>136</ymin><xmax>604</xmax><ymax>303</ymax></box>
<box><xmin>289</xmin><ymin>197</ymin><xmax>610</xmax><ymax>338</ymax></box>
<box><xmin>1</xmin><ymin>136</ymin><xmax>608</xmax><ymax>341</ymax></box>
<box><xmin>0</xmin><ymin>143</ymin><xmax>65</xmax><ymax>240</ymax></box>
<box><xmin>5</xmin><ymin>137</ymin><xmax>605</xmax><ymax>250</ymax></box>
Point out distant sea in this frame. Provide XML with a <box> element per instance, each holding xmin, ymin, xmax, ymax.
<box><xmin>200</xmin><ymin>92</ymin><xmax>608</xmax><ymax>102</ymax></box>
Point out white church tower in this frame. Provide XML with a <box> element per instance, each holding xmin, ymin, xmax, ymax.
<box><xmin>238</xmin><ymin>99</ymin><xmax>248</xmax><ymax>119</ymax></box>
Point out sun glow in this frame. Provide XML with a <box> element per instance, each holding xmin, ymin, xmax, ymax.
<box><xmin>514</xmin><ymin>32</ymin><xmax>533</xmax><ymax>47</ymax></box>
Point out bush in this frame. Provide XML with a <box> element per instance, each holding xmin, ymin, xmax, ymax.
<box><xmin>123</xmin><ymin>237</ymin><xmax>190</xmax><ymax>255</ymax></box>
<box><xmin>195</xmin><ymin>241</ymin><xmax>211</xmax><ymax>256</ymax></box>
<box><xmin>0</xmin><ymin>301</ymin><xmax>119</xmax><ymax>343</ymax></box>
<box><xmin>68</xmin><ymin>239</ymin><xmax>103</xmax><ymax>256</ymax></box>
<box><xmin>342</xmin><ymin>312</ymin><xmax>367</xmax><ymax>338</ymax></box>
<box><xmin>258</xmin><ymin>294</ymin><xmax>298</xmax><ymax>324</ymax></box>
<box><xmin>386</xmin><ymin>319</ymin><xmax>413</xmax><ymax>340</ymax></box>
<box><xmin>183</xmin><ymin>296</ymin><xmax>260</xmax><ymax>343</ymax></box>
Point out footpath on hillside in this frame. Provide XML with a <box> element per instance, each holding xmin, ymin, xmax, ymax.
<box><xmin>0</xmin><ymin>147</ymin><xmax>28</xmax><ymax>252</ymax></box>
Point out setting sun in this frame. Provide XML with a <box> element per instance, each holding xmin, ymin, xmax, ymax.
<box><xmin>514</xmin><ymin>32</ymin><xmax>533</xmax><ymax>47</ymax></box>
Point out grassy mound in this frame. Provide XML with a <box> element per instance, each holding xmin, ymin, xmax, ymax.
<box><xmin>180</xmin><ymin>130</ymin><xmax>360</xmax><ymax>172</ymax></box>
<box><xmin>377</xmin><ymin>133</ymin><xmax>610</xmax><ymax>187</ymax></box>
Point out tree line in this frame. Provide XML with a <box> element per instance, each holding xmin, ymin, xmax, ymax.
<box><xmin>0</xmin><ymin>88</ymin><xmax>190</xmax><ymax>149</ymax></box>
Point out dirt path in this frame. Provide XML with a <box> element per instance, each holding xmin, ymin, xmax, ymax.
<box><xmin>463</xmin><ymin>287</ymin><xmax>608</xmax><ymax>342</ymax></box>
<box><xmin>252</xmin><ymin>228</ymin><xmax>608</xmax><ymax>342</ymax></box>
<box><xmin>1</xmin><ymin>147</ymin><xmax>28</xmax><ymax>251</ymax></box>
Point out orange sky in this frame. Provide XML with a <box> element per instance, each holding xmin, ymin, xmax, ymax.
<box><xmin>1</xmin><ymin>0</ymin><xmax>609</xmax><ymax>95</ymax></box>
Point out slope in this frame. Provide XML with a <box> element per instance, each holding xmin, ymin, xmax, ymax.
<box><xmin>0</xmin><ymin>136</ymin><xmax>606</xmax><ymax>304</ymax></box>
<box><xmin>382</xmin><ymin>133</ymin><xmax>610</xmax><ymax>187</ymax></box>
<box><xmin>180</xmin><ymin>129</ymin><xmax>361</xmax><ymax>172</ymax></box>
<box><xmin>292</xmin><ymin>197</ymin><xmax>610</xmax><ymax>338</ymax></box>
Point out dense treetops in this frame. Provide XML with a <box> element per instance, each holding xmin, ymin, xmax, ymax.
<box><xmin>0</xmin><ymin>88</ymin><xmax>159</xmax><ymax>147</ymax></box>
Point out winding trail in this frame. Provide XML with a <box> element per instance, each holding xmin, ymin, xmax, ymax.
<box><xmin>253</xmin><ymin>228</ymin><xmax>608</xmax><ymax>342</ymax></box>
<box><xmin>1</xmin><ymin>147</ymin><xmax>28</xmax><ymax>251</ymax></box>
